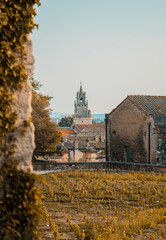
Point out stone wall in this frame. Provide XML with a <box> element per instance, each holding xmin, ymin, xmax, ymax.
<box><xmin>107</xmin><ymin>98</ymin><xmax>157</xmax><ymax>164</ymax></box>
<box><xmin>33</xmin><ymin>160</ymin><xmax>166</xmax><ymax>173</ymax></box>
<box><xmin>154</xmin><ymin>115</ymin><xmax>166</xmax><ymax>162</ymax></box>
<box><xmin>13</xmin><ymin>37</ymin><xmax>35</xmax><ymax>171</ymax></box>
<box><xmin>69</xmin><ymin>149</ymin><xmax>83</xmax><ymax>162</ymax></box>
<box><xmin>0</xmin><ymin>36</ymin><xmax>34</xmax><ymax>171</ymax></box>
<box><xmin>82</xmin><ymin>151</ymin><xmax>97</xmax><ymax>162</ymax></box>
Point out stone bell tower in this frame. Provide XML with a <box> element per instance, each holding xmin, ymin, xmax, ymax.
<box><xmin>73</xmin><ymin>82</ymin><xmax>92</xmax><ymax>124</ymax></box>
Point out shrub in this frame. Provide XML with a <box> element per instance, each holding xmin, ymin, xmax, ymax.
<box><xmin>0</xmin><ymin>161</ymin><xmax>42</xmax><ymax>240</ymax></box>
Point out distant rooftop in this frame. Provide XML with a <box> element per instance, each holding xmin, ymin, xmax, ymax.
<box><xmin>58</xmin><ymin>128</ymin><xmax>75</xmax><ymax>137</ymax></box>
<box><xmin>75</xmin><ymin>124</ymin><xmax>105</xmax><ymax>133</ymax></box>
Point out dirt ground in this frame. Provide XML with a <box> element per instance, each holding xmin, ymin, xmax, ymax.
<box><xmin>38</xmin><ymin>170</ymin><xmax>166</xmax><ymax>240</ymax></box>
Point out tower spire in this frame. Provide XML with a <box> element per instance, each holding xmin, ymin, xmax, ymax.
<box><xmin>80</xmin><ymin>81</ymin><xmax>83</xmax><ymax>93</ymax></box>
<box><xmin>74</xmin><ymin>82</ymin><xmax>92</xmax><ymax>124</ymax></box>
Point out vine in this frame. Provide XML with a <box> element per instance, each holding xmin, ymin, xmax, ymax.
<box><xmin>0</xmin><ymin>161</ymin><xmax>42</xmax><ymax>239</ymax></box>
<box><xmin>0</xmin><ymin>0</ymin><xmax>40</xmax><ymax>157</ymax></box>
<box><xmin>0</xmin><ymin>1</ymin><xmax>42</xmax><ymax>239</ymax></box>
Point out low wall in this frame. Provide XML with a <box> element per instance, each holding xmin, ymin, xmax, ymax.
<box><xmin>33</xmin><ymin>160</ymin><xmax>166</xmax><ymax>173</ymax></box>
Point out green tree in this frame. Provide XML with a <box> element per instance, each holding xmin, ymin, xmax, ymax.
<box><xmin>58</xmin><ymin>116</ymin><xmax>73</xmax><ymax>127</ymax></box>
<box><xmin>92</xmin><ymin>120</ymin><xmax>97</xmax><ymax>124</ymax></box>
<box><xmin>30</xmin><ymin>76</ymin><xmax>61</xmax><ymax>156</ymax></box>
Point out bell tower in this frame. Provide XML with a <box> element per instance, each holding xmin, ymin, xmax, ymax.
<box><xmin>73</xmin><ymin>82</ymin><xmax>92</xmax><ymax>124</ymax></box>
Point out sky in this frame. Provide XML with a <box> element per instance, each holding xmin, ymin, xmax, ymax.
<box><xmin>31</xmin><ymin>0</ymin><xmax>166</xmax><ymax>114</ymax></box>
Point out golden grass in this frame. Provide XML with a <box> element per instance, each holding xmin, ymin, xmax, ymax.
<box><xmin>38</xmin><ymin>170</ymin><xmax>166</xmax><ymax>240</ymax></box>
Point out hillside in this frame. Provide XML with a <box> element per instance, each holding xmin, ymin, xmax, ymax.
<box><xmin>92</xmin><ymin>113</ymin><xmax>105</xmax><ymax>123</ymax></box>
<box><xmin>51</xmin><ymin>112</ymin><xmax>105</xmax><ymax>123</ymax></box>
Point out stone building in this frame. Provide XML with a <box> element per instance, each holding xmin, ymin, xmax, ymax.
<box><xmin>58</xmin><ymin>83</ymin><xmax>105</xmax><ymax>162</ymax></box>
<box><xmin>73</xmin><ymin>82</ymin><xmax>92</xmax><ymax>124</ymax></box>
<box><xmin>72</xmin><ymin>124</ymin><xmax>105</xmax><ymax>149</ymax></box>
<box><xmin>106</xmin><ymin>95</ymin><xmax>166</xmax><ymax>164</ymax></box>
<box><xmin>58</xmin><ymin>123</ymin><xmax>105</xmax><ymax>162</ymax></box>
<box><xmin>72</xmin><ymin>83</ymin><xmax>105</xmax><ymax>151</ymax></box>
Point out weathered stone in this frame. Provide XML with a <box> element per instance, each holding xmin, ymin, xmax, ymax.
<box><xmin>107</xmin><ymin>96</ymin><xmax>166</xmax><ymax>164</ymax></box>
<box><xmin>73</xmin><ymin>83</ymin><xmax>92</xmax><ymax>124</ymax></box>
<box><xmin>13</xmin><ymin>36</ymin><xmax>35</xmax><ymax>171</ymax></box>
<box><xmin>33</xmin><ymin>161</ymin><xmax>166</xmax><ymax>173</ymax></box>
<box><xmin>0</xmin><ymin>36</ymin><xmax>35</xmax><ymax>171</ymax></box>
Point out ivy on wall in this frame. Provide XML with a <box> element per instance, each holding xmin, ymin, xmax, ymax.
<box><xmin>0</xmin><ymin>161</ymin><xmax>42</xmax><ymax>239</ymax></box>
<box><xmin>0</xmin><ymin>1</ymin><xmax>42</xmax><ymax>239</ymax></box>
<box><xmin>0</xmin><ymin>0</ymin><xmax>40</xmax><ymax>156</ymax></box>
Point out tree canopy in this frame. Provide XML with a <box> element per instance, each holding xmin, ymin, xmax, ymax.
<box><xmin>58</xmin><ymin>116</ymin><xmax>73</xmax><ymax>127</ymax></box>
<box><xmin>30</xmin><ymin>75</ymin><xmax>61</xmax><ymax>156</ymax></box>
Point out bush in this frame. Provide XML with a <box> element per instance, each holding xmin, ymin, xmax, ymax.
<box><xmin>0</xmin><ymin>161</ymin><xmax>42</xmax><ymax>240</ymax></box>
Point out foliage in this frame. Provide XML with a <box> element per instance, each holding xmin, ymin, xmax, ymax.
<box><xmin>0</xmin><ymin>161</ymin><xmax>42</xmax><ymax>240</ymax></box>
<box><xmin>0</xmin><ymin>2</ymin><xmax>42</xmax><ymax>239</ymax></box>
<box><xmin>58</xmin><ymin>116</ymin><xmax>73</xmax><ymax>127</ymax></box>
<box><xmin>30</xmin><ymin>75</ymin><xmax>62</xmax><ymax>156</ymax></box>
<box><xmin>39</xmin><ymin>170</ymin><xmax>166</xmax><ymax>240</ymax></box>
<box><xmin>0</xmin><ymin>0</ymin><xmax>40</xmax><ymax>156</ymax></box>
<box><xmin>42</xmin><ymin>206</ymin><xmax>61</xmax><ymax>239</ymax></box>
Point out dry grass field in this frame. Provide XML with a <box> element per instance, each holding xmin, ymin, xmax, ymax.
<box><xmin>38</xmin><ymin>170</ymin><xmax>166</xmax><ymax>240</ymax></box>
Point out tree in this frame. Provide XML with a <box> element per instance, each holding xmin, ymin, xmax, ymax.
<box><xmin>58</xmin><ymin>116</ymin><xmax>73</xmax><ymax>127</ymax></box>
<box><xmin>30</xmin><ymin>75</ymin><xmax>62</xmax><ymax>156</ymax></box>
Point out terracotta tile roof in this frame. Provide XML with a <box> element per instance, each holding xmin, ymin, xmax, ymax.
<box><xmin>128</xmin><ymin>95</ymin><xmax>166</xmax><ymax>116</ymax></box>
<box><xmin>58</xmin><ymin>128</ymin><xmax>76</xmax><ymax>137</ymax></box>
<box><xmin>74</xmin><ymin>124</ymin><xmax>105</xmax><ymax>133</ymax></box>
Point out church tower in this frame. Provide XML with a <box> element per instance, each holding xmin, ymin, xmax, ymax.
<box><xmin>73</xmin><ymin>83</ymin><xmax>92</xmax><ymax>124</ymax></box>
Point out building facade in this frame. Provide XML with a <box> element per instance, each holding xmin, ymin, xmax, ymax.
<box><xmin>57</xmin><ymin>83</ymin><xmax>105</xmax><ymax>162</ymax></box>
<box><xmin>73</xmin><ymin>83</ymin><xmax>92</xmax><ymax>124</ymax></box>
<box><xmin>106</xmin><ymin>95</ymin><xmax>166</xmax><ymax>164</ymax></box>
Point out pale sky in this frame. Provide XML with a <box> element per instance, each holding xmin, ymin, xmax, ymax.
<box><xmin>31</xmin><ymin>0</ymin><xmax>166</xmax><ymax>114</ymax></box>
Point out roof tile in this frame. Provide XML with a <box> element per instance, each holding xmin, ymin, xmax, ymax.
<box><xmin>75</xmin><ymin>124</ymin><xmax>105</xmax><ymax>133</ymax></box>
<box><xmin>128</xmin><ymin>95</ymin><xmax>166</xmax><ymax>115</ymax></box>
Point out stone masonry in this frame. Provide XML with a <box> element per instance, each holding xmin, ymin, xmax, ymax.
<box><xmin>73</xmin><ymin>83</ymin><xmax>92</xmax><ymax>124</ymax></box>
<box><xmin>13</xmin><ymin>37</ymin><xmax>35</xmax><ymax>171</ymax></box>
<box><xmin>0</xmin><ymin>36</ymin><xmax>35</xmax><ymax>171</ymax></box>
<box><xmin>106</xmin><ymin>96</ymin><xmax>166</xmax><ymax>164</ymax></box>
